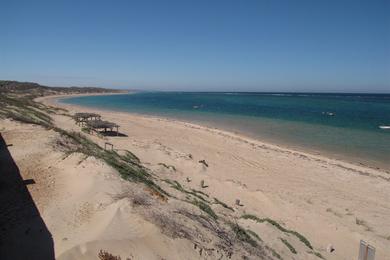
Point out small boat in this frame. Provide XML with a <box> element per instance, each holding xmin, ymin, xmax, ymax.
<box><xmin>379</xmin><ymin>126</ymin><xmax>390</xmax><ymax>130</ymax></box>
<box><xmin>193</xmin><ymin>104</ymin><xmax>203</xmax><ymax>109</ymax></box>
<box><xmin>322</xmin><ymin>112</ymin><xmax>335</xmax><ymax>116</ymax></box>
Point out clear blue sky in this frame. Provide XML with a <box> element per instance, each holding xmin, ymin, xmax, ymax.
<box><xmin>1</xmin><ymin>0</ymin><xmax>389</xmax><ymax>92</ymax></box>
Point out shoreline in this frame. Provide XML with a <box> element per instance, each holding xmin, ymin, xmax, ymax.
<box><xmin>38</xmin><ymin>93</ymin><xmax>389</xmax><ymax>174</ymax></box>
<box><xmin>29</xmin><ymin>92</ymin><xmax>390</xmax><ymax>259</ymax></box>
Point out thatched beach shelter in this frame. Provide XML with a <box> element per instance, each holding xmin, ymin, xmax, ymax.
<box><xmin>86</xmin><ymin>120</ymin><xmax>119</xmax><ymax>135</ymax></box>
<box><xmin>74</xmin><ymin>112</ymin><xmax>101</xmax><ymax>126</ymax></box>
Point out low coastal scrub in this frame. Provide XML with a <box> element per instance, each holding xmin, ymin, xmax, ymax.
<box><xmin>190</xmin><ymin>188</ymin><xmax>209</xmax><ymax>198</ymax></box>
<box><xmin>241</xmin><ymin>214</ymin><xmax>313</xmax><ymax>250</ymax></box>
<box><xmin>190</xmin><ymin>199</ymin><xmax>218</xmax><ymax>220</ymax></box>
<box><xmin>98</xmin><ymin>250</ymin><xmax>121</xmax><ymax>260</ymax></box>
<box><xmin>158</xmin><ymin>162</ymin><xmax>176</xmax><ymax>171</ymax></box>
<box><xmin>122</xmin><ymin>151</ymin><xmax>141</xmax><ymax>164</ymax></box>
<box><xmin>280</xmin><ymin>238</ymin><xmax>297</xmax><ymax>254</ymax></box>
<box><xmin>163</xmin><ymin>179</ymin><xmax>210</xmax><ymax>202</ymax></box>
<box><xmin>229</xmin><ymin>222</ymin><xmax>258</xmax><ymax>248</ymax></box>
<box><xmin>246</xmin><ymin>229</ymin><xmax>262</xmax><ymax>242</ymax></box>
<box><xmin>98</xmin><ymin>250</ymin><xmax>132</xmax><ymax>260</ymax></box>
<box><xmin>57</xmin><ymin>129</ymin><xmax>168</xmax><ymax>198</ymax></box>
<box><xmin>0</xmin><ymin>94</ymin><xmax>54</xmax><ymax>128</ymax></box>
<box><xmin>266</xmin><ymin>245</ymin><xmax>283</xmax><ymax>260</ymax></box>
<box><xmin>213</xmin><ymin>198</ymin><xmax>234</xmax><ymax>212</ymax></box>
<box><xmin>229</xmin><ymin>222</ymin><xmax>285</xmax><ymax>259</ymax></box>
<box><xmin>308</xmin><ymin>251</ymin><xmax>325</xmax><ymax>259</ymax></box>
<box><xmin>81</xmin><ymin>127</ymin><xmax>90</xmax><ymax>134</ymax></box>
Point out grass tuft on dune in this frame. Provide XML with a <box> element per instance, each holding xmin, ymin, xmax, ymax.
<box><xmin>57</xmin><ymin>129</ymin><xmax>169</xmax><ymax>199</ymax></box>
<box><xmin>241</xmin><ymin>214</ymin><xmax>313</xmax><ymax>250</ymax></box>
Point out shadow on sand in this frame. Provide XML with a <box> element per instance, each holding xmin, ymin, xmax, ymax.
<box><xmin>0</xmin><ymin>133</ymin><xmax>55</xmax><ymax>260</ymax></box>
<box><xmin>98</xmin><ymin>130</ymin><xmax>128</xmax><ymax>137</ymax></box>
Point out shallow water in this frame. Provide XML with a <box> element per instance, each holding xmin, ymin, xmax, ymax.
<box><xmin>61</xmin><ymin>92</ymin><xmax>390</xmax><ymax>170</ymax></box>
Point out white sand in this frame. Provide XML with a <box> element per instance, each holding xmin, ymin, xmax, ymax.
<box><xmin>1</xmin><ymin>94</ymin><xmax>389</xmax><ymax>259</ymax></box>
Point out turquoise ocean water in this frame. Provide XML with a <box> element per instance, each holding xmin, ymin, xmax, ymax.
<box><xmin>61</xmin><ymin>92</ymin><xmax>390</xmax><ymax>170</ymax></box>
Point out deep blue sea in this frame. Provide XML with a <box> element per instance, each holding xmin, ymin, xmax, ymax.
<box><xmin>61</xmin><ymin>92</ymin><xmax>390</xmax><ymax>170</ymax></box>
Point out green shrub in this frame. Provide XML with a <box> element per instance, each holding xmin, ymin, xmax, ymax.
<box><xmin>229</xmin><ymin>222</ymin><xmax>258</xmax><ymax>247</ymax></box>
<box><xmin>241</xmin><ymin>214</ymin><xmax>313</xmax><ymax>250</ymax></box>
<box><xmin>246</xmin><ymin>229</ymin><xmax>262</xmax><ymax>242</ymax></box>
<box><xmin>191</xmin><ymin>199</ymin><xmax>218</xmax><ymax>220</ymax></box>
<box><xmin>280</xmin><ymin>238</ymin><xmax>297</xmax><ymax>254</ymax></box>
<box><xmin>213</xmin><ymin>198</ymin><xmax>234</xmax><ymax>211</ymax></box>
<box><xmin>163</xmin><ymin>179</ymin><xmax>210</xmax><ymax>202</ymax></box>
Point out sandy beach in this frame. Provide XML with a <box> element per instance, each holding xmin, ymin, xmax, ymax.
<box><xmin>1</xmin><ymin>93</ymin><xmax>389</xmax><ymax>259</ymax></box>
<box><xmin>3</xmin><ymin>0</ymin><xmax>389</xmax><ymax>258</ymax></box>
